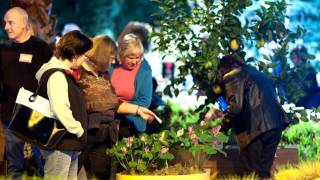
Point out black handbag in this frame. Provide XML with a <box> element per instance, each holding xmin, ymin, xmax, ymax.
<box><xmin>8</xmin><ymin>70</ymin><xmax>66</xmax><ymax>150</ymax></box>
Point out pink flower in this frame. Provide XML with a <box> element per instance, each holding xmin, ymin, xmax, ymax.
<box><xmin>190</xmin><ymin>133</ymin><xmax>198</xmax><ymax>145</ymax></box>
<box><xmin>188</xmin><ymin>126</ymin><xmax>194</xmax><ymax>133</ymax></box>
<box><xmin>188</xmin><ymin>126</ymin><xmax>195</xmax><ymax>136</ymax></box>
<box><xmin>192</xmin><ymin>138</ymin><xmax>198</xmax><ymax>145</ymax></box>
<box><xmin>211</xmin><ymin>125</ymin><xmax>221</xmax><ymax>135</ymax></box>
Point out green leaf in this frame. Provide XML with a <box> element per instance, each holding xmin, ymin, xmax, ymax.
<box><xmin>159</xmin><ymin>153</ymin><xmax>174</xmax><ymax>160</ymax></box>
<box><xmin>142</xmin><ymin>153</ymin><xmax>153</xmax><ymax>161</ymax></box>
<box><xmin>137</xmin><ymin>163</ymin><xmax>147</xmax><ymax>172</ymax></box>
<box><xmin>203</xmin><ymin>146</ymin><xmax>217</xmax><ymax>155</ymax></box>
<box><xmin>164</xmin><ymin>85</ymin><xmax>172</xmax><ymax>98</ymax></box>
<box><xmin>174</xmin><ymin>88</ymin><xmax>180</xmax><ymax>97</ymax></box>
<box><xmin>268</xmin><ymin>30</ymin><xmax>273</xmax><ymax>41</ymax></box>
<box><xmin>128</xmin><ymin>161</ymin><xmax>137</xmax><ymax>168</ymax></box>
<box><xmin>214</xmin><ymin>133</ymin><xmax>229</xmax><ymax>143</ymax></box>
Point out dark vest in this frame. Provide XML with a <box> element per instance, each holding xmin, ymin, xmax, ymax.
<box><xmin>39</xmin><ymin>68</ymin><xmax>87</xmax><ymax>151</ymax></box>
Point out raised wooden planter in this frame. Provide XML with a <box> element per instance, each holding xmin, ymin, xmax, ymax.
<box><xmin>202</xmin><ymin>145</ymin><xmax>298</xmax><ymax>177</ymax></box>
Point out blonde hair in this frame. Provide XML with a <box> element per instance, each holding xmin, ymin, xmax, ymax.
<box><xmin>117</xmin><ymin>33</ymin><xmax>144</xmax><ymax>62</ymax></box>
<box><xmin>86</xmin><ymin>35</ymin><xmax>116</xmax><ymax>71</ymax></box>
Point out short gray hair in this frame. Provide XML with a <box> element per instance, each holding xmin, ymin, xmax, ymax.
<box><xmin>7</xmin><ymin>7</ymin><xmax>29</xmax><ymax>25</ymax></box>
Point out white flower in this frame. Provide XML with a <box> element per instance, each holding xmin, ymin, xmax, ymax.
<box><xmin>176</xmin><ymin>129</ymin><xmax>184</xmax><ymax>137</ymax></box>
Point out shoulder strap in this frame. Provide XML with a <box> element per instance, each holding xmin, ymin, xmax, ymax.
<box><xmin>29</xmin><ymin>68</ymin><xmax>64</xmax><ymax>102</ymax></box>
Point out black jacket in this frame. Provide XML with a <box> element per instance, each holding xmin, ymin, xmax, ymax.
<box><xmin>221</xmin><ymin>65</ymin><xmax>291</xmax><ymax>151</ymax></box>
<box><xmin>39</xmin><ymin>69</ymin><xmax>87</xmax><ymax>151</ymax></box>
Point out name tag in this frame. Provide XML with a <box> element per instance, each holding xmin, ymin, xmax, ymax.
<box><xmin>19</xmin><ymin>53</ymin><xmax>33</xmax><ymax>63</ymax></box>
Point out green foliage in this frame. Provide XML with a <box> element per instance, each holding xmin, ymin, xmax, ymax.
<box><xmin>280</xmin><ymin>107</ymin><xmax>320</xmax><ymax>160</ymax></box>
<box><xmin>107</xmin><ymin>121</ymin><xmax>228</xmax><ymax>174</ymax></box>
<box><xmin>107</xmin><ymin>133</ymin><xmax>174</xmax><ymax>174</ymax></box>
<box><xmin>160</xmin><ymin>101</ymin><xmax>199</xmax><ymax>128</ymax></box>
<box><xmin>151</xmin><ymin>0</ymin><xmax>307</xmax><ymax>106</ymax></box>
<box><xmin>281</xmin><ymin>63</ymin><xmax>317</xmax><ymax>104</ymax></box>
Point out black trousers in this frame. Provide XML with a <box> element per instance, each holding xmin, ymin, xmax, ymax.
<box><xmin>239</xmin><ymin>128</ymin><xmax>282</xmax><ymax>178</ymax></box>
<box><xmin>78</xmin><ymin>122</ymin><xmax>118</xmax><ymax>180</ymax></box>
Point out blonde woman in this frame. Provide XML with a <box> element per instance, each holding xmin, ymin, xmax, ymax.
<box><xmin>77</xmin><ymin>35</ymin><xmax>155</xmax><ymax>179</ymax></box>
<box><xmin>110</xmin><ymin>33</ymin><xmax>153</xmax><ymax>136</ymax></box>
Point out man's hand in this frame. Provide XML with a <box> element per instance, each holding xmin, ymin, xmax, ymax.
<box><xmin>204</xmin><ymin>108</ymin><xmax>224</xmax><ymax>121</ymax></box>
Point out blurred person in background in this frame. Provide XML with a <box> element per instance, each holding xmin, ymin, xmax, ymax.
<box><xmin>289</xmin><ymin>46</ymin><xmax>320</xmax><ymax>108</ymax></box>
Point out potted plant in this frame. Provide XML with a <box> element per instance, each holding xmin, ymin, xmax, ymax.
<box><xmin>107</xmin><ymin>121</ymin><xmax>228</xmax><ymax>179</ymax></box>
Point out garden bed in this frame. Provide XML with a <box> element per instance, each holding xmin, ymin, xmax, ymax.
<box><xmin>173</xmin><ymin>145</ymin><xmax>298</xmax><ymax>178</ymax></box>
<box><xmin>202</xmin><ymin>145</ymin><xmax>298</xmax><ymax>177</ymax></box>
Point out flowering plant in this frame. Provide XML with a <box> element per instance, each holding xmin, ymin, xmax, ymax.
<box><xmin>107</xmin><ymin>132</ymin><xmax>174</xmax><ymax>175</ymax></box>
<box><xmin>168</xmin><ymin>119</ymin><xmax>229</xmax><ymax>170</ymax></box>
<box><xmin>107</xmin><ymin>119</ymin><xmax>228</xmax><ymax>175</ymax></box>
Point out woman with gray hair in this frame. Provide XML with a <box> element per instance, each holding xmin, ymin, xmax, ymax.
<box><xmin>110</xmin><ymin>33</ymin><xmax>153</xmax><ymax>137</ymax></box>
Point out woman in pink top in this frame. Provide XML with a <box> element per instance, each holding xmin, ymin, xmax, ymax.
<box><xmin>110</xmin><ymin>33</ymin><xmax>153</xmax><ymax>136</ymax></box>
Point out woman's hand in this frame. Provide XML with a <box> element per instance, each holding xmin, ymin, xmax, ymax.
<box><xmin>137</xmin><ymin>106</ymin><xmax>155</xmax><ymax>122</ymax></box>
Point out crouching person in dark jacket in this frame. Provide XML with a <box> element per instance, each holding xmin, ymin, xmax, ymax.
<box><xmin>217</xmin><ymin>54</ymin><xmax>291</xmax><ymax>178</ymax></box>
